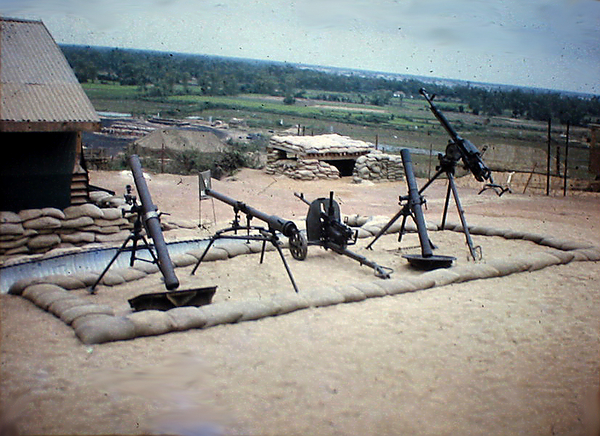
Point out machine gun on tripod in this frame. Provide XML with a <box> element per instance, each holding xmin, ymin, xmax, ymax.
<box><xmin>368</xmin><ymin>89</ymin><xmax>508</xmax><ymax>261</ymax></box>
<box><xmin>191</xmin><ymin>176</ymin><xmax>307</xmax><ymax>293</ymax></box>
<box><xmin>294</xmin><ymin>191</ymin><xmax>393</xmax><ymax>279</ymax></box>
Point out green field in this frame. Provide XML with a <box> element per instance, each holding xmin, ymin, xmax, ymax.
<box><xmin>82</xmin><ymin>83</ymin><xmax>592</xmax><ymax>180</ymax></box>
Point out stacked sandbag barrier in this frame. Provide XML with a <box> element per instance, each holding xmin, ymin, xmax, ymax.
<box><xmin>0</xmin><ymin>204</ymin><xmax>136</xmax><ymax>257</ymax></box>
<box><xmin>6</xmin><ymin>218</ymin><xmax>600</xmax><ymax>345</ymax></box>
<box><xmin>352</xmin><ymin>152</ymin><xmax>404</xmax><ymax>183</ymax></box>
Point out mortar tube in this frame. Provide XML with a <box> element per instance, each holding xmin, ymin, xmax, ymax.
<box><xmin>400</xmin><ymin>149</ymin><xmax>433</xmax><ymax>258</ymax></box>
<box><xmin>129</xmin><ymin>155</ymin><xmax>180</xmax><ymax>290</ymax></box>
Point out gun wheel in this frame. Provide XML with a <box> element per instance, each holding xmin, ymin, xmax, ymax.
<box><xmin>289</xmin><ymin>232</ymin><xmax>308</xmax><ymax>260</ymax></box>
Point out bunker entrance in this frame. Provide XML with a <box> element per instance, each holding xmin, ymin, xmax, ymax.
<box><xmin>327</xmin><ymin>159</ymin><xmax>356</xmax><ymax>177</ymax></box>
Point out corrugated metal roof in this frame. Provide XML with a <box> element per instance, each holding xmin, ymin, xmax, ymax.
<box><xmin>0</xmin><ymin>17</ymin><xmax>100</xmax><ymax>130</ymax></box>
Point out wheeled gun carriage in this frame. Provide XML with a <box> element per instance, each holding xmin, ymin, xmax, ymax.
<box><xmin>295</xmin><ymin>191</ymin><xmax>392</xmax><ymax>279</ymax></box>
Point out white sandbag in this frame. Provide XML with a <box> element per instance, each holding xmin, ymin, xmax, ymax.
<box><xmin>74</xmin><ymin>315</ymin><xmax>137</xmax><ymax>344</ymax></box>
<box><xmin>333</xmin><ymin>285</ymin><xmax>367</xmax><ymax>303</ymax></box>
<box><xmin>167</xmin><ymin>306</ymin><xmax>208</xmax><ymax>331</ymax></box>
<box><xmin>128</xmin><ymin>310</ymin><xmax>176</xmax><ymax>337</ymax></box>
<box><xmin>352</xmin><ymin>281</ymin><xmax>388</xmax><ymax>298</ymax></box>
<box><xmin>302</xmin><ymin>286</ymin><xmax>345</xmax><ymax>308</ymax></box>
<box><xmin>376</xmin><ymin>278</ymin><xmax>418</xmax><ymax>295</ymax></box>
<box><xmin>42</xmin><ymin>274</ymin><xmax>86</xmax><ymax>290</ymax></box>
<box><xmin>64</xmin><ymin>204</ymin><xmax>105</xmax><ymax>219</ymax></box>
<box><xmin>59</xmin><ymin>304</ymin><xmax>115</xmax><ymax>325</ymax></box>
<box><xmin>199</xmin><ymin>302</ymin><xmax>244</xmax><ymax>327</ymax></box>
<box><xmin>0</xmin><ymin>211</ymin><xmax>21</xmax><ymax>223</ymax></box>
<box><xmin>270</xmin><ymin>292</ymin><xmax>310</xmax><ymax>315</ymax></box>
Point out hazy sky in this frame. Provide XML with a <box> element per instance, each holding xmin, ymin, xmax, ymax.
<box><xmin>2</xmin><ymin>0</ymin><xmax>599</xmax><ymax>94</ymax></box>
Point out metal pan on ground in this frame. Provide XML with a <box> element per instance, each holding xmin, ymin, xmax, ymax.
<box><xmin>128</xmin><ymin>286</ymin><xmax>217</xmax><ymax>311</ymax></box>
<box><xmin>402</xmin><ymin>253</ymin><xmax>456</xmax><ymax>270</ymax></box>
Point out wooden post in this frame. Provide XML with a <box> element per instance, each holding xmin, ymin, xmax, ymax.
<box><xmin>546</xmin><ymin>119</ymin><xmax>551</xmax><ymax>196</ymax></box>
<box><xmin>375</xmin><ymin>134</ymin><xmax>379</xmax><ymax>150</ymax></box>
<box><xmin>563</xmin><ymin>122</ymin><xmax>570</xmax><ymax>197</ymax></box>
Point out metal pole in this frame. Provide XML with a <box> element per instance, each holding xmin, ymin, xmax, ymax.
<box><xmin>546</xmin><ymin>118</ymin><xmax>552</xmax><ymax>196</ymax></box>
<box><xmin>563</xmin><ymin>122</ymin><xmax>570</xmax><ymax>197</ymax></box>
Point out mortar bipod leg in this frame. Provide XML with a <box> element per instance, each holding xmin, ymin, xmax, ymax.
<box><xmin>366</xmin><ymin>207</ymin><xmax>405</xmax><ymax>250</ymax></box>
<box><xmin>190</xmin><ymin>237</ymin><xmax>217</xmax><ymax>275</ymax></box>
<box><xmin>447</xmin><ymin>172</ymin><xmax>481</xmax><ymax>261</ymax></box>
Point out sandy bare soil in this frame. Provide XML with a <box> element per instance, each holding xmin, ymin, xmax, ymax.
<box><xmin>1</xmin><ymin>168</ymin><xmax>599</xmax><ymax>436</ymax></box>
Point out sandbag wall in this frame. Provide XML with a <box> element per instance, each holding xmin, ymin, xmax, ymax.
<box><xmin>265</xmin><ymin>155</ymin><xmax>340</xmax><ymax>180</ymax></box>
<box><xmin>352</xmin><ymin>152</ymin><xmax>404</xmax><ymax>183</ymax></box>
<box><xmin>0</xmin><ymin>202</ymin><xmax>134</xmax><ymax>257</ymax></box>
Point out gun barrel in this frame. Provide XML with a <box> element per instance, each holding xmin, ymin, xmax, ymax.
<box><xmin>129</xmin><ymin>155</ymin><xmax>180</xmax><ymax>290</ymax></box>
<box><xmin>206</xmin><ymin>188</ymin><xmax>299</xmax><ymax>237</ymax></box>
<box><xmin>419</xmin><ymin>88</ymin><xmax>460</xmax><ymax>141</ymax></box>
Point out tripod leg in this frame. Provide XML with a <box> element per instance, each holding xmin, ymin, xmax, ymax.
<box><xmin>129</xmin><ymin>235</ymin><xmax>139</xmax><ymax>267</ymax></box>
<box><xmin>397</xmin><ymin>214</ymin><xmax>408</xmax><ymax>243</ymax></box>
<box><xmin>89</xmin><ymin>236</ymin><xmax>133</xmax><ymax>293</ymax></box>
<box><xmin>190</xmin><ymin>237</ymin><xmax>217</xmax><ymax>275</ymax></box>
<box><xmin>139</xmin><ymin>234</ymin><xmax>159</xmax><ymax>263</ymax></box>
<box><xmin>259</xmin><ymin>239</ymin><xmax>267</xmax><ymax>264</ymax></box>
<box><xmin>447</xmin><ymin>173</ymin><xmax>480</xmax><ymax>261</ymax></box>
<box><xmin>272</xmin><ymin>241</ymin><xmax>300</xmax><ymax>293</ymax></box>
<box><xmin>441</xmin><ymin>179</ymin><xmax>452</xmax><ymax>230</ymax></box>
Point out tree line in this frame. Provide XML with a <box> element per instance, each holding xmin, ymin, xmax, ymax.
<box><xmin>62</xmin><ymin>45</ymin><xmax>600</xmax><ymax>126</ymax></box>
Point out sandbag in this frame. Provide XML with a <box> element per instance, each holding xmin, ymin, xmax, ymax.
<box><xmin>128</xmin><ymin>310</ymin><xmax>176</xmax><ymax>337</ymax></box>
<box><xmin>375</xmin><ymin>279</ymin><xmax>417</xmax><ymax>296</ymax></box>
<box><xmin>526</xmin><ymin>252</ymin><xmax>562</xmax><ymax>271</ymax></box>
<box><xmin>100</xmin><ymin>208</ymin><xmax>124</xmax><ymax>220</ymax></box>
<box><xmin>22</xmin><ymin>284</ymin><xmax>73</xmax><ymax>310</ymax></box>
<box><xmin>110</xmin><ymin>267</ymin><xmax>148</xmax><ymax>282</ymax></box>
<box><xmin>23</xmin><ymin>216</ymin><xmax>61</xmax><ymax>230</ymax></box>
<box><xmin>95</xmin><ymin>230</ymin><xmax>130</xmax><ymax>243</ymax></box>
<box><xmin>235</xmin><ymin>300</ymin><xmax>280</xmax><ymax>321</ymax></box>
<box><xmin>61</xmin><ymin>216</ymin><xmax>95</xmax><ymax>229</ymax></box>
<box><xmin>404</xmin><ymin>275</ymin><xmax>436</xmax><ymax>290</ymax></box>
<box><xmin>42</xmin><ymin>274</ymin><xmax>86</xmax><ymax>290</ymax></box>
<box><xmin>74</xmin><ymin>315</ymin><xmax>137</xmax><ymax>344</ymax></box>
<box><xmin>486</xmin><ymin>257</ymin><xmax>531</xmax><ymax>277</ymax></box>
<box><xmin>199</xmin><ymin>302</ymin><xmax>244</xmax><ymax>327</ymax></box>
<box><xmin>333</xmin><ymin>285</ymin><xmax>367</xmax><ymax>303</ymax></box>
<box><xmin>572</xmin><ymin>248</ymin><xmax>600</xmax><ymax>262</ymax></box>
<box><xmin>59</xmin><ymin>232</ymin><xmax>95</xmax><ymax>244</ymax></box>
<box><xmin>270</xmin><ymin>292</ymin><xmax>310</xmax><ymax>315</ymax></box>
<box><xmin>171</xmin><ymin>253</ymin><xmax>198</xmax><ymax>268</ymax></box>
<box><xmin>0</xmin><ymin>223</ymin><xmax>24</xmax><ymax>236</ymax></box>
<box><xmin>18</xmin><ymin>209</ymin><xmax>43</xmax><ymax>221</ymax></box>
<box><xmin>352</xmin><ymin>281</ymin><xmax>388</xmax><ymax>298</ymax></box>
<box><xmin>64</xmin><ymin>204</ymin><xmax>105</xmax><ymax>220</ymax></box>
<box><xmin>59</xmin><ymin>304</ymin><xmax>115</xmax><ymax>325</ymax></box>
<box><xmin>0</xmin><ymin>211</ymin><xmax>21</xmax><ymax>223</ymax></box>
<box><xmin>8</xmin><ymin>277</ymin><xmax>45</xmax><ymax>295</ymax></box>
<box><xmin>167</xmin><ymin>306</ymin><xmax>208</xmax><ymax>331</ymax></box>
<box><xmin>213</xmin><ymin>240</ymin><xmax>252</xmax><ymax>258</ymax></box>
<box><xmin>187</xmin><ymin>247</ymin><xmax>229</xmax><ymax>262</ymax></box>
<box><xmin>100</xmin><ymin>272</ymin><xmax>126</xmax><ymax>287</ymax></box>
<box><xmin>302</xmin><ymin>286</ymin><xmax>345</xmax><ymax>308</ymax></box>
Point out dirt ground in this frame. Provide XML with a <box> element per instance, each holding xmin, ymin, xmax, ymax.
<box><xmin>1</xmin><ymin>168</ymin><xmax>600</xmax><ymax>436</ymax></box>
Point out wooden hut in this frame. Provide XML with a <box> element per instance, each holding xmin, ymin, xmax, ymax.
<box><xmin>0</xmin><ymin>17</ymin><xmax>100</xmax><ymax>211</ymax></box>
